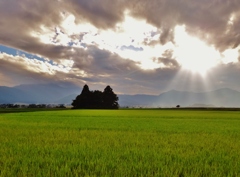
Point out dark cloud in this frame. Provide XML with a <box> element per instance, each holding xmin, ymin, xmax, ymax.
<box><xmin>72</xmin><ymin>45</ymin><xmax>141</xmax><ymax>76</ymax></box>
<box><xmin>157</xmin><ymin>58</ymin><xmax>180</xmax><ymax>68</ymax></box>
<box><xmin>128</xmin><ymin>0</ymin><xmax>240</xmax><ymax>51</ymax></box>
<box><xmin>0</xmin><ymin>0</ymin><xmax>64</xmax><ymax>61</ymax></box>
<box><xmin>0</xmin><ymin>56</ymin><xmax>56</xmax><ymax>86</ymax></box>
<box><xmin>159</xmin><ymin>28</ymin><xmax>175</xmax><ymax>45</ymax></box>
<box><xmin>66</xmin><ymin>0</ymin><xmax>126</xmax><ymax>29</ymax></box>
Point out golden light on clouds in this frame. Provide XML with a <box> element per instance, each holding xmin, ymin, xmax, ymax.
<box><xmin>27</xmin><ymin>11</ymin><xmax>240</xmax><ymax>76</ymax></box>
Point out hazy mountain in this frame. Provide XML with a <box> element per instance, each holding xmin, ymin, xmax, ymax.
<box><xmin>1</xmin><ymin>84</ymin><xmax>240</xmax><ymax>107</ymax></box>
<box><xmin>118</xmin><ymin>94</ymin><xmax>158</xmax><ymax>107</ymax></box>
<box><xmin>119</xmin><ymin>88</ymin><xmax>240</xmax><ymax>107</ymax></box>
<box><xmin>0</xmin><ymin>82</ymin><xmax>80</xmax><ymax>104</ymax></box>
<box><xmin>0</xmin><ymin>86</ymin><xmax>33</xmax><ymax>103</ymax></box>
<box><xmin>55</xmin><ymin>94</ymin><xmax>78</xmax><ymax>104</ymax></box>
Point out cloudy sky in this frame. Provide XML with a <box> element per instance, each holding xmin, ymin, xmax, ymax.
<box><xmin>1</xmin><ymin>0</ymin><xmax>240</xmax><ymax>94</ymax></box>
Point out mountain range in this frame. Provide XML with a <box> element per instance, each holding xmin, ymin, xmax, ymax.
<box><xmin>1</xmin><ymin>83</ymin><xmax>240</xmax><ymax>107</ymax></box>
<box><xmin>119</xmin><ymin>88</ymin><xmax>240</xmax><ymax>107</ymax></box>
<box><xmin>0</xmin><ymin>82</ymin><xmax>80</xmax><ymax>104</ymax></box>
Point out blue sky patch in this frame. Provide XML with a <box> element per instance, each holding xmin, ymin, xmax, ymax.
<box><xmin>0</xmin><ymin>45</ymin><xmax>46</xmax><ymax>62</ymax></box>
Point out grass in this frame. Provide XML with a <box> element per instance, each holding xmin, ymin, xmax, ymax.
<box><xmin>0</xmin><ymin>109</ymin><xmax>240</xmax><ymax>176</ymax></box>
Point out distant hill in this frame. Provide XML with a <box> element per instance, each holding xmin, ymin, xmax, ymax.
<box><xmin>119</xmin><ymin>88</ymin><xmax>240</xmax><ymax>107</ymax></box>
<box><xmin>118</xmin><ymin>94</ymin><xmax>157</xmax><ymax>107</ymax></box>
<box><xmin>0</xmin><ymin>82</ymin><xmax>80</xmax><ymax>104</ymax></box>
<box><xmin>1</xmin><ymin>84</ymin><xmax>240</xmax><ymax>107</ymax></box>
<box><xmin>55</xmin><ymin>94</ymin><xmax>78</xmax><ymax>104</ymax></box>
<box><xmin>0</xmin><ymin>86</ymin><xmax>33</xmax><ymax>103</ymax></box>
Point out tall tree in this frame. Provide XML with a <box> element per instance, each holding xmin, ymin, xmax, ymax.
<box><xmin>102</xmin><ymin>85</ymin><xmax>119</xmax><ymax>109</ymax></box>
<box><xmin>72</xmin><ymin>84</ymin><xmax>92</xmax><ymax>109</ymax></box>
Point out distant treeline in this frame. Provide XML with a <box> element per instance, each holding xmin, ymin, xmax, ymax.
<box><xmin>0</xmin><ymin>104</ymin><xmax>66</xmax><ymax>109</ymax></box>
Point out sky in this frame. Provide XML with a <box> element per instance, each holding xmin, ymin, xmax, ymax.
<box><xmin>0</xmin><ymin>0</ymin><xmax>240</xmax><ymax>95</ymax></box>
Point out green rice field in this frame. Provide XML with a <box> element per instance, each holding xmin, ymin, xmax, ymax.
<box><xmin>0</xmin><ymin>109</ymin><xmax>240</xmax><ymax>176</ymax></box>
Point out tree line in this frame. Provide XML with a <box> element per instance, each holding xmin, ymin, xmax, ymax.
<box><xmin>72</xmin><ymin>85</ymin><xmax>119</xmax><ymax>109</ymax></box>
<box><xmin>0</xmin><ymin>104</ymin><xmax>66</xmax><ymax>109</ymax></box>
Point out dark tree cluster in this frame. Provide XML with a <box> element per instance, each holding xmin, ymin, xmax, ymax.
<box><xmin>0</xmin><ymin>104</ymin><xmax>20</xmax><ymax>108</ymax></box>
<box><xmin>0</xmin><ymin>104</ymin><xmax>66</xmax><ymax>109</ymax></box>
<box><xmin>72</xmin><ymin>85</ymin><xmax>119</xmax><ymax>109</ymax></box>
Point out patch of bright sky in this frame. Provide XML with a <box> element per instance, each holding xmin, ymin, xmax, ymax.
<box><xmin>0</xmin><ymin>45</ymin><xmax>46</xmax><ymax>62</ymax></box>
<box><xmin>25</xmin><ymin>59</ymin><xmax>72</xmax><ymax>75</ymax></box>
<box><xmin>173</xmin><ymin>26</ymin><xmax>221</xmax><ymax>74</ymax></box>
<box><xmin>221</xmin><ymin>49</ymin><xmax>239</xmax><ymax>64</ymax></box>
<box><xmin>173</xmin><ymin>25</ymin><xmax>239</xmax><ymax>74</ymax></box>
<box><xmin>31</xmin><ymin>25</ymin><xmax>55</xmax><ymax>45</ymax></box>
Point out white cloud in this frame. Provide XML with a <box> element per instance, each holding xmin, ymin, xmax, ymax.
<box><xmin>0</xmin><ymin>52</ymin><xmax>71</xmax><ymax>75</ymax></box>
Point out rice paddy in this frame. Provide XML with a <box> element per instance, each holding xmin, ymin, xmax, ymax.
<box><xmin>0</xmin><ymin>109</ymin><xmax>240</xmax><ymax>176</ymax></box>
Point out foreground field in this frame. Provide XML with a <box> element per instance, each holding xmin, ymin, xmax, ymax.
<box><xmin>0</xmin><ymin>109</ymin><xmax>240</xmax><ymax>177</ymax></box>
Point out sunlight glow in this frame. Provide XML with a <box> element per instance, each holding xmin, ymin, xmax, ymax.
<box><xmin>221</xmin><ymin>49</ymin><xmax>239</xmax><ymax>64</ymax></box>
<box><xmin>174</xmin><ymin>26</ymin><xmax>220</xmax><ymax>75</ymax></box>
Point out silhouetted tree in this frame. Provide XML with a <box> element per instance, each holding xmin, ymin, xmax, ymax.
<box><xmin>102</xmin><ymin>86</ymin><xmax>119</xmax><ymax>109</ymax></box>
<box><xmin>72</xmin><ymin>84</ymin><xmax>92</xmax><ymax>109</ymax></box>
<box><xmin>91</xmin><ymin>90</ymin><xmax>103</xmax><ymax>109</ymax></box>
<box><xmin>38</xmin><ymin>104</ymin><xmax>47</xmax><ymax>108</ymax></box>
<box><xmin>28</xmin><ymin>104</ymin><xmax>37</xmax><ymax>108</ymax></box>
<box><xmin>56</xmin><ymin>104</ymin><xmax>66</xmax><ymax>108</ymax></box>
<box><xmin>72</xmin><ymin>85</ymin><xmax>119</xmax><ymax>109</ymax></box>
